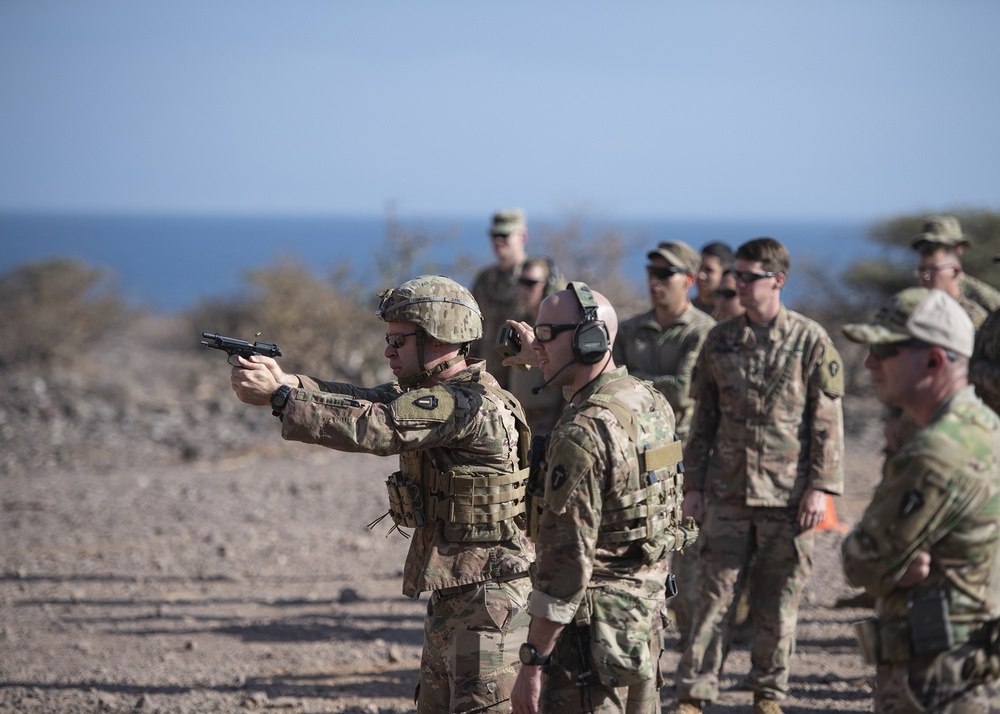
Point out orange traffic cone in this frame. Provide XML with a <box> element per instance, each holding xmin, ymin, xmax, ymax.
<box><xmin>816</xmin><ymin>494</ymin><xmax>848</xmax><ymax>533</ymax></box>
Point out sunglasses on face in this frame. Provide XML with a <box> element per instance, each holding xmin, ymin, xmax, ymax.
<box><xmin>714</xmin><ymin>289</ymin><xmax>738</xmax><ymax>299</ymax></box>
<box><xmin>646</xmin><ymin>265</ymin><xmax>686</xmax><ymax>280</ymax></box>
<box><xmin>518</xmin><ymin>277</ymin><xmax>543</xmax><ymax>287</ymax></box>
<box><xmin>734</xmin><ymin>270</ymin><xmax>777</xmax><ymax>284</ymax></box>
<box><xmin>867</xmin><ymin>339</ymin><xmax>932</xmax><ymax>360</ymax></box>
<box><xmin>915</xmin><ymin>263</ymin><xmax>957</xmax><ymax>278</ymax></box>
<box><xmin>533</xmin><ymin>323</ymin><xmax>579</xmax><ymax>343</ymax></box>
<box><xmin>385</xmin><ymin>331</ymin><xmax>418</xmax><ymax>349</ymax></box>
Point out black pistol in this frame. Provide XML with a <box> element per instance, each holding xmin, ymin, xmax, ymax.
<box><xmin>200</xmin><ymin>332</ymin><xmax>282</xmax><ymax>366</ymax></box>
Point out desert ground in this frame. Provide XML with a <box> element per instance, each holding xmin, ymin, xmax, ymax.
<box><xmin>1</xmin><ymin>315</ymin><xmax>887</xmax><ymax>713</ymax></box>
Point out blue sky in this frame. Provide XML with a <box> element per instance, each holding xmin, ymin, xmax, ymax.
<box><xmin>2</xmin><ymin>1</ymin><xmax>998</xmax><ymax>222</ymax></box>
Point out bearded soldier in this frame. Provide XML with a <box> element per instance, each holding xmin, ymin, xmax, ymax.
<box><xmin>229</xmin><ymin>275</ymin><xmax>534</xmax><ymax>713</ymax></box>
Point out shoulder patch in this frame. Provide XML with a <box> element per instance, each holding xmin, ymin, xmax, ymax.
<box><xmin>542</xmin><ymin>434</ymin><xmax>593</xmax><ymax>515</ymax></box>
<box><xmin>391</xmin><ymin>388</ymin><xmax>454</xmax><ymax>422</ymax></box>
<box><xmin>819</xmin><ymin>343</ymin><xmax>845</xmax><ymax>398</ymax></box>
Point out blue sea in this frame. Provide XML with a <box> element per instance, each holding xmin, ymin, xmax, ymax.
<box><xmin>0</xmin><ymin>212</ymin><xmax>894</xmax><ymax>313</ymax></box>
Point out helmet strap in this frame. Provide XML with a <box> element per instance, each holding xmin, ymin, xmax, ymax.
<box><xmin>397</xmin><ymin>330</ymin><xmax>465</xmax><ymax>391</ymax></box>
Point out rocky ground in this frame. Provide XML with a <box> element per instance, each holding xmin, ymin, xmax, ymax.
<box><xmin>1</xmin><ymin>315</ymin><xmax>887</xmax><ymax>713</ymax></box>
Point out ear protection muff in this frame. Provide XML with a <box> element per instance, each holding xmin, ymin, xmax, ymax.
<box><xmin>568</xmin><ymin>282</ymin><xmax>609</xmax><ymax>364</ymax></box>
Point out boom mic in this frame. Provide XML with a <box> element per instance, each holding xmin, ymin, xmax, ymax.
<box><xmin>531</xmin><ymin>357</ymin><xmax>578</xmax><ymax>395</ymax></box>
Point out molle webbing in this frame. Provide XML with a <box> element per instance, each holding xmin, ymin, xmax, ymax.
<box><xmin>585</xmin><ymin>391</ymin><xmax>686</xmax><ymax>549</ymax></box>
<box><xmin>423</xmin><ymin>467</ymin><xmax>529</xmax><ymax>524</ymax></box>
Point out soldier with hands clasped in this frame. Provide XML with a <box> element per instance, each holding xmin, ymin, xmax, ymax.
<box><xmin>842</xmin><ymin>287</ymin><xmax>1000</xmax><ymax>713</ymax></box>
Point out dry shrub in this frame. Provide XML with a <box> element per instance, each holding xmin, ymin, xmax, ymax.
<box><xmin>188</xmin><ymin>259</ymin><xmax>389</xmax><ymax>385</ymax></box>
<box><xmin>0</xmin><ymin>258</ymin><xmax>131</xmax><ymax>372</ymax></box>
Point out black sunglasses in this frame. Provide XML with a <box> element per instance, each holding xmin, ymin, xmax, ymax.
<box><xmin>518</xmin><ymin>277</ymin><xmax>542</xmax><ymax>287</ymax></box>
<box><xmin>385</xmin><ymin>331</ymin><xmax>418</xmax><ymax>349</ymax></box>
<box><xmin>868</xmin><ymin>339</ymin><xmax>933</xmax><ymax>360</ymax></box>
<box><xmin>646</xmin><ymin>265</ymin><xmax>686</xmax><ymax>280</ymax></box>
<box><xmin>714</xmin><ymin>289</ymin><xmax>738</xmax><ymax>299</ymax></box>
<box><xmin>734</xmin><ymin>270</ymin><xmax>777</xmax><ymax>283</ymax></box>
<box><xmin>534</xmin><ymin>323</ymin><xmax>579</xmax><ymax>343</ymax></box>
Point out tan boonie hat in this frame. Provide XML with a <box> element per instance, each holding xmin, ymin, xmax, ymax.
<box><xmin>489</xmin><ymin>209</ymin><xmax>527</xmax><ymax>236</ymax></box>
<box><xmin>647</xmin><ymin>240</ymin><xmax>701</xmax><ymax>274</ymax></box>
<box><xmin>911</xmin><ymin>215</ymin><xmax>971</xmax><ymax>250</ymax></box>
<box><xmin>842</xmin><ymin>287</ymin><xmax>974</xmax><ymax>358</ymax></box>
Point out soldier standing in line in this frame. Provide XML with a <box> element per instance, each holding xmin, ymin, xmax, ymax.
<box><xmin>507</xmin><ymin>256</ymin><xmax>567</xmax><ymax>437</ymax></box>
<box><xmin>711</xmin><ymin>269</ymin><xmax>745</xmax><ymax>322</ymax></box>
<box><xmin>691</xmin><ymin>242</ymin><xmax>735</xmax><ymax>316</ymax></box>
<box><xmin>969</xmin><ymin>254</ymin><xmax>1000</xmax><ymax>415</ymax></box>
<box><xmin>506</xmin><ymin>283</ymin><xmax>696</xmax><ymax>713</ymax></box>
<box><xmin>471</xmin><ymin>209</ymin><xmax>530</xmax><ymax>389</ymax></box>
<box><xmin>841</xmin><ymin>287</ymin><xmax>1000</xmax><ymax>712</ymax></box>
<box><xmin>912</xmin><ymin>215</ymin><xmax>1000</xmax><ymax>316</ymax></box>
<box><xmin>670</xmin><ymin>237</ymin><xmax>845</xmax><ymax>714</ymax></box>
<box><xmin>612</xmin><ymin>240</ymin><xmax>716</xmax><ymax>655</ymax></box>
<box><xmin>228</xmin><ymin>275</ymin><xmax>534</xmax><ymax>713</ymax></box>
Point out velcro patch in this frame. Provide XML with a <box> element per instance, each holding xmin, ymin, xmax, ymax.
<box><xmin>820</xmin><ymin>343</ymin><xmax>845</xmax><ymax>397</ymax></box>
<box><xmin>542</xmin><ymin>436</ymin><xmax>592</xmax><ymax>515</ymax></box>
<box><xmin>391</xmin><ymin>388</ymin><xmax>454</xmax><ymax>422</ymax></box>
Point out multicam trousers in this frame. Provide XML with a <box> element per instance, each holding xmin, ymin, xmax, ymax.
<box><xmin>875</xmin><ymin>642</ymin><xmax>1000</xmax><ymax>713</ymax></box>
<box><xmin>676</xmin><ymin>501</ymin><xmax>814</xmax><ymax>703</ymax></box>
<box><xmin>418</xmin><ymin>576</ymin><xmax>532</xmax><ymax>713</ymax></box>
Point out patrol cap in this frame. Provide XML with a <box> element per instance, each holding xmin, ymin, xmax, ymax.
<box><xmin>489</xmin><ymin>209</ymin><xmax>527</xmax><ymax>237</ymax></box>
<box><xmin>842</xmin><ymin>287</ymin><xmax>974</xmax><ymax>358</ymax></box>
<box><xmin>647</xmin><ymin>240</ymin><xmax>700</xmax><ymax>274</ymax></box>
<box><xmin>911</xmin><ymin>215</ymin><xmax>970</xmax><ymax>250</ymax></box>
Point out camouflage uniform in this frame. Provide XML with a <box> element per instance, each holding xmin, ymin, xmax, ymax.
<box><xmin>956</xmin><ymin>292</ymin><xmax>989</xmax><ymax>332</ymax></box>
<box><xmin>676</xmin><ymin>306</ymin><xmax>845</xmax><ymax>704</ymax></box>
<box><xmin>970</xmin><ymin>309</ymin><xmax>1000</xmax><ymax>414</ymax></box>
<box><xmin>530</xmin><ymin>367</ymin><xmax>691</xmax><ymax>713</ymax></box>
<box><xmin>281</xmin><ymin>363</ymin><xmax>534</xmax><ymax>712</ymax></box>
<box><xmin>961</xmin><ymin>273</ymin><xmax>1000</xmax><ymax>314</ymax></box>
<box><xmin>273</xmin><ymin>275</ymin><xmax>535</xmax><ymax>713</ymax></box>
<box><xmin>613</xmin><ymin>303</ymin><xmax>716</xmax><ymax>655</ymax></box>
<box><xmin>612</xmin><ymin>304</ymin><xmax>716</xmax><ymax>442</ymax></box>
<box><xmin>472</xmin><ymin>265</ymin><xmax>523</xmax><ymax>390</ymax></box>
<box><xmin>842</xmin><ymin>386</ymin><xmax>1000</xmax><ymax>713</ymax></box>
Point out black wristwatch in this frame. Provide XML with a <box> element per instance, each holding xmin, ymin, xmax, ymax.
<box><xmin>270</xmin><ymin>385</ymin><xmax>292</xmax><ymax>417</ymax></box>
<box><xmin>518</xmin><ymin>642</ymin><xmax>551</xmax><ymax>667</ymax></box>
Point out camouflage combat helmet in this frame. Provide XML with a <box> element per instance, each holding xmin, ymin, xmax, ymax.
<box><xmin>376</xmin><ymin>275</ymin><xmax>483</xmax><ymax>344</ymax></box>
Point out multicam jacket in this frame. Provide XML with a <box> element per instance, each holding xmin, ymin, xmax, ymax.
<box><xmin>528</xmin><ymin>367</ymin><xmax>679</xmax><ymax>627</ymax></box>
<box><xmin>842</xmin><ymin>386</ymin><xmax>1000</xmax><ymax>628</ymax></box>
<box><xmin>970</xmin><ymin>309</ymin><xmax>1000</xmax><ymax>415</ymax></box>
<box><xmin>471</xmin><ymin>262</ymin><xmax>523</xmax><ymax>389</ymax></box>
<box><xmin>961</xmin><ymin>273</ymin><xmax>1000</xmax><ymax>313</ymax></box>
<box><xmin>612</xmin><ymin>304</ymin><xmax>716</xmax><ymax>441</ymax></box>
<box><xmin>280</xmin><ymin>360</ymin><xmax>534</xmax><ymax>598</ymax></box>
<box><xmin>684</xmin><ymin>305</ymin><xmax>845</xmax><ymax>506</ymax></box>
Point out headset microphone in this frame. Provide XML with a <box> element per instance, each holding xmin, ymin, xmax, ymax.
<box><xmin>531</xmin><ymin>356</ymin><xmax>579</xmax><ymax>394</ymax></box>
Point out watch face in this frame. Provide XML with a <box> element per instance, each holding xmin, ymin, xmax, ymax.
<box><xmin>518</xmin><ymin>643</ymin><xmax>534</xmax><ymax>665</ymax></box>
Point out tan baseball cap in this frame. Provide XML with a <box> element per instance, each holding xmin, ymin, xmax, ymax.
<box><xmin>842</xmin><ymin>287</ymin><xmax>974</xmax><ymax>358</ymax></box>
<box><xmin>647</xmin><ymin>240</ymin><xmax>700</xmax><ymax>274</ymax></box>
<box><xmin>911</xmin><ymin>215</ymin><xmax>970</xmax><ymax>250</ymax></box>
<box><xmin>489</xmin><ymin>209</ymin><xmax>526</xmax><ymax>236</ymax></box>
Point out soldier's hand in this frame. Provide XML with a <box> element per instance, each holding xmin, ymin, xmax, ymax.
<box><xmin>682</xmin><ymin>490</ymin><xmax>704</xmax><ymax>526</ymax></box>
<box><xmin>898</xmin><ymin>550</ymin><xmax>932</xmax><ymax>588</ymax></box>
<box><xmin>798</xmin><ymin>488</ymin><xmax>827</xmax><ymax>531</ymax></box>
<box><xmin>231</xmin><ymin>355</ymin><xmax>282</xmax><ymax>406</ymax></box>
<box><xmin>511</xmin><ymin>665</ymin><xmax>543</xmax><ymax>714</ymax></box>
<box><xmin>501</xmin><ymin>319</ymin><xmax>541</xmax><ymax>369</ymax></box>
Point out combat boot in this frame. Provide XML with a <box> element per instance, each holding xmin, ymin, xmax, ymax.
<box><xmin>668</xmin><ymin>702</ymin><xmax>703</xmax><ymax>714</ymax></box>
<box><xmin>752</xmin><ymin>695</ymin><xmax>783</xmax><ymax>714</ymax></box>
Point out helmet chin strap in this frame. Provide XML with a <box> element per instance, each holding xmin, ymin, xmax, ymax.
<box><xmin>397</xmin><ymin>330</ymin><xmax>467</xmax><ymax>391</ymax></box>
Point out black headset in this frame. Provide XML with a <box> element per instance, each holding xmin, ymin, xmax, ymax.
<box><xmin>568</xmin><ymin>282</ymin><xmax>610</xmax><ymax>364</ymax></box>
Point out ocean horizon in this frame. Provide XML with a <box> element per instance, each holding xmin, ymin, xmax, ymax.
<box><xmin>0</xmin><ymin>211</ymin><xmax>894</xmax><ymax>313</ymax></box>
